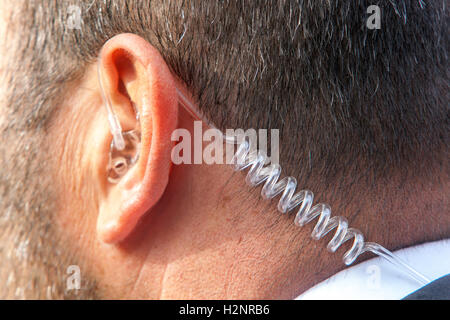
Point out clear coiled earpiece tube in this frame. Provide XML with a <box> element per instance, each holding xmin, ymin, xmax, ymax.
<box><xmin>226</xmin><ymin>136</ymin><xmax>430</xmax><ymax>286</ymax></box>
<box><xmin>98</xmin><ymin>55</ymin><xmax>430</xmax><ymax>286</ymax></box>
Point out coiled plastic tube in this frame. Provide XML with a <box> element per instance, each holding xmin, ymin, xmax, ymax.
<box><xmin>101</xmin><ymin>76</ymin><xmax>431</xmax><ymax>286</ymax></box>
<box><xmin>227</xmin><ymin>136</ymin><xmax>431</xmax><ymax>286</ymax></box>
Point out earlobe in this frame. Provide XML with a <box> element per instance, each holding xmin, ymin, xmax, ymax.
<box><xmin>96</xmin><ymin>33</ymin><xmax>178</xmax><ymax>244</ymax></box>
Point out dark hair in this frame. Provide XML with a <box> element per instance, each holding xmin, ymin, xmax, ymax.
<box><xmin>1</xmin><ymin>0</ymin><xmax>448</xmax><ymax>298</ymax></box>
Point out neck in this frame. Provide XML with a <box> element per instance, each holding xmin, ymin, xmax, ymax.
<box><xmin>157</xmin><ymin>161</ymin><xmax>448</xmax><ymax>298</ymax></box>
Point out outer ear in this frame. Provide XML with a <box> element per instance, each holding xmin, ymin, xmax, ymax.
<box><xmin>97</xmin><ymin>34</ymin><xmax>178</xmax><ymax>244</ymax></box>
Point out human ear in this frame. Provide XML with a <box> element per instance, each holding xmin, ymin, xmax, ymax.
<box><xmin>96</xmin><ymin>33</ymin><xmax>178</xmax><ymax>244</ymax></box>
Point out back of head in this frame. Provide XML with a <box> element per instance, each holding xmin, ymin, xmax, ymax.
<box><xmin>0</xmin><ymin>1</ymin><xmax>448</xmax><ymax>299</ymax></box>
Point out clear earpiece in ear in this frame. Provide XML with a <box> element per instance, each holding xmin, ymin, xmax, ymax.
<box><xmin>107</xmin><ymin>129</ymin><xmax>141</xmax><ymax>184</ymax></box>
<box><xmin>98</xmin><ymin>55</ymin><xmax>142</xmax><ymax>184</ymax></box>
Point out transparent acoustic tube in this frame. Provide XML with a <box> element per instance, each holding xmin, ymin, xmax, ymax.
<box><xmin>225</xmin><ymin>136</ymin><xmax>431</xmax><ymax>286</ymax></box>
<box><xmin>99</xmin><ymin>59</ymin><xmax>431</xmax><ymax>286</ymax></box>
<box><xmin>97</xmin><ymin>61</ymin><xmax>126</xmax><ymax>151</ymax></box>
<box><xmin>98</xmin><ymin>60</ymin><xmax>142</xmax><ymax>183</ymax></box>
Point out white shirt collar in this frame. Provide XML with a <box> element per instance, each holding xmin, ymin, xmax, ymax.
<box><xmin>295</xmin><ymin>239</ymin><xmax>450</xmax><ymax>300</ymax></box>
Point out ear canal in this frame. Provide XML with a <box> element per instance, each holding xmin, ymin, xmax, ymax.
<box><xmin>107</xmin><ymin>129</ymin><xmax>141</xmax><ymax>183</ymax></box>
